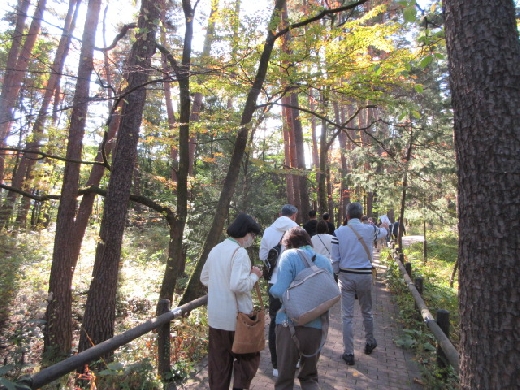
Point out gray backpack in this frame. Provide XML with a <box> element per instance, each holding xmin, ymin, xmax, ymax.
<box><xmin>282</xmin><ymin>249</ymin><xmax>340</xmax><ymax>326</ymax></box>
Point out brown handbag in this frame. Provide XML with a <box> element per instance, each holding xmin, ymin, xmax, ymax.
<box><xmin>231</xmin><ymin>282</ymin><xmax>265</xmax><ymax>354</ymax></box>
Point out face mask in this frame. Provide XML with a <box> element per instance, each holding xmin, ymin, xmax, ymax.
<box><xmin>242</xmin><ymin>233</ymin><xmax>254</xmax><ymax>248</ymax></box>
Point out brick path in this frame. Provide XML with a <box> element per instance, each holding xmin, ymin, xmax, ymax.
<box><xmin>181</xmin><ymin>248</ymin><xmax>423</xmax><ymax>389</ymax></box>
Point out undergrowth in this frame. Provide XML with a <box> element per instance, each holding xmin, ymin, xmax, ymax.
<box><xmin>0</xmin><ymin>224</ymin><xmax>208</xmax><ymax>389</ymax></box>
<box><xmin>381</xmin><ymin>228</ymin><xmax>460</xmax><ymax>389</ymax></box>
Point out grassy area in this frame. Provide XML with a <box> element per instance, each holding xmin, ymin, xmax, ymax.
<box><xmin>0</xmin><ymin>225</ymin><xmax>208</xmax><ymax>389</ymax></box>
<box><xmin>381</xmin><ymin>228</ymin><xmax>460</xmax><ymax>389</ymax></box>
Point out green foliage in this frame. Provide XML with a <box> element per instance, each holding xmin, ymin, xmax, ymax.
<box><xmin>381</xmin><ymin>227</ymin><xmax>460</xmax><ymax>389</ymax></box>
<box><xmin>94</xmin><ymin>359</ymin><xmax>162</xmax><ymax>390</ymax></box>
<box><xmin>0</xmin><ymin>365</ymin><xmax>30</xmax><ymax>390</ymax></box>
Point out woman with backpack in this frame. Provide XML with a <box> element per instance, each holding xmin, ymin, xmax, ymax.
<box><xmin>269</xmin><ymin>227</ymin><xmax>334</xmax><ymax>390</ymax></box>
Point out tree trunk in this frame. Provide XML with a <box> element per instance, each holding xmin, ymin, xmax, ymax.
<box><xmin>0</xmin><ymin>0</ymin><xmax>30</xmax><ymax>183</ymax></box>
<box><xmin>44</xmin><ymin>0</ymin><xmax>102</xmax><ymax>359</ymax></box>
<box><xmin>282</xmin><ymin>98</ymin><xmax>296</xmax><ymax>206</ymax></box>
<box><xmin>78</xmin><ymin>0</ymin><xmax>161</xmax><ymax>354</ymax></box>
<box><xmin>157</xmin><ymin>0</ymin><xmax>196</xmax><ymax>303</ymax></box>
<box><xmin>291</xmin><ymin>92</ymin><xmax>310</xmax><ymax>218</ymax></box>
<box><xmin>0</xmin><ymin>0</ymin><xmax>47</xmax><ymax>147</ymax></box>
<box><xmin>397</xmin><ymin>131</ymin><xmax>413</xmax><ymax>251</ymax></box>
<box><xmin>444</xmin><ymin>1</ymin><xmax>520</xmax><ymax>387</ymax></box>
<box><xmin>0</xmin><ymin>0</ymin><xmax>80</xmax><ymax>227</ymax></box>
<box><xmin>71</xmin><ymin>20</ymin><xmax>123</xmax><ymax>260</ymax></box>
<box><xmin>318</xmin><ymin>111</ymin><xmax>327</xmax><ymax>215</ymax></box>
<box><xmin>159</xmin><ymin>6</ymin><xmax>178</xmax><ymax>183</ymax></box>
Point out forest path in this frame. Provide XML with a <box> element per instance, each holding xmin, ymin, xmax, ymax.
<box><xmin>182</xmin><ymin>239</ymin><xmax>425</xmax><ymax>389</ymax></box>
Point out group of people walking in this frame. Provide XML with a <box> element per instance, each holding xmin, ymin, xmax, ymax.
<box><xmin>200</xmin><ymin>203</ymin><xmax>389</xmax><ymax>389</ymax></box>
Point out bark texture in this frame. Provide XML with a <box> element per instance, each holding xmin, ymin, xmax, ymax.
<box><xmin>44</xmin><ymin>0</ymin><xmax>102</xmax><ymax>358</ymax></box>
<box><xmin>444</xmin><ymin>1</ymin><xmax>520</xmax><ymax>388</ymax></box>
<box><xmin>78</xmin><ymin>0</ymin><xmax>161</xmax><ymax>353</ymax></box>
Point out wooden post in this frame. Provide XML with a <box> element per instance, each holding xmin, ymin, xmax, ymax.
<box><xmin>437</xmin><ymin>309</ymin><xmax>450</xmax><ymax>369</ymax></box>
<box><xmin>157</xmin><ymin>299</ymin><xmax>171</xmax><ymax>381</ymax></box>
<box><xmin>404</xmin><ymin>262</ymin><xmax>411</xmax><ymax>278</ymax></box>
<box><xmin>415</xmin><ymin>277</ymin><xmax>424</xmax><ymax>295</ymax></box>
<box><xmin>423</xmin><ymin>218</ymin><xmax>428</xmax><ymax>263</ymax></box>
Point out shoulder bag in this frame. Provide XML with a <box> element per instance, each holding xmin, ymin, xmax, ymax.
<box><xmin>231</xmin><ymin>282</ymin><xmax>265</xmax><ymax>354</ymax></box>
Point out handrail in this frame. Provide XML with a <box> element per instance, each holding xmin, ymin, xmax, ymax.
<box><xmin>393</xmin><ymin>254</ymin><xmax>459</xmax><ymax>374</ymax></box>
<box><xmin>17</xmin><ymin>295</ymin><xmax>208</xmax><ymax>389</ymax></box>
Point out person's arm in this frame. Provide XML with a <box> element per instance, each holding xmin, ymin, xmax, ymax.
<box><xmin>200</xmin><ymin>249</ymin><xmax>212</xmax><ymax>286</ymax></box>
<box><xmin>230</xmin><ymin>248</ymin><xmax>260</xmax><ymax>293</ymax></box>
<box><xmin>331</xmin><ymin>235</ymin><xmax>340</xmax><ymax>274</ymax></box>
<box><xmin>259</xmin><ymin>236</ymin><xmax>269</xmax><ymax>261</ymax></box>
<box><xmin>269</xmin><ymin>251</ymin><xmax>294</xmax><ymax>299</ymax></box>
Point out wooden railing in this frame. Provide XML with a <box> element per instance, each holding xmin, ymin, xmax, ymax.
<box><xmin>11</xmin><ymin>295</ymin><xmax>208</xmax><ymax>390</ymax></box>
<box><xmin>392</xmin><ymin>250</ymin><xmax>459</xmax><ymax>374</ymax></box>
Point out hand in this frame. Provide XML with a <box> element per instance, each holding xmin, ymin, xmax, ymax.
<box><xmin>382</xmin><ymin>222</ymin><xmax>390</xmax><ymax>229</ymax></box>
<box><xmin>251</xmin><ymin>266</ymin><xmax>262</xmax><ymax>277</ymax></box>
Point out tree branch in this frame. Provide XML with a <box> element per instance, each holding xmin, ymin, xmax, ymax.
<box><xmin>273</xmin><ymin>0</ymin><xmax>368</xmax><ymax>40</ymax></box>
<box><xmin>0</xmin><ymin>147</ymin><xmax>106</xmax><ymax>166</ymax></box>
<box><xmin>0</xmin><ymin>184</ymin><xmax>177</xmax><ymax>223</ymax></box>
<box><xmin>95</xmin><ymin>23</ymin><xmax>137</xmax><ymax>52</ymax></box>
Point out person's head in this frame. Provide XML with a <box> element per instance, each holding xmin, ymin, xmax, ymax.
<box><xmin>346</xmin><ymin>202</ymin><xmax>363</xmax><ymax>220</ymax></box>
<box><xmin>280</xmin><ymin>204</ymin><xmax>298</xmax><ymax>221</ymax></box>
<box><xmin>322</xmin><ymin>212</ymin><xmax>330</xmax><ymax>221</ymax></box>
<box><xmin>308</xmin><ymin>210</ymin><xmax>317</xmax><ymax>219</ymax></box>
<box><xmin>316</xmin><ymin>220</ymin><xmax>329</xmax><ymax>234</ymax></box>
<box><xmin>361</xmin><ymin>215</ymin><xmax>369</xmax><ymax>224</ymax></box>
<box><xmin>281</xmin><ymin>227</ymin><xmax>312</xmax><ymax>249</ymax></box>
<box><xmin>226</xmin><ymin>213</ymin><xmax>261</xmax><ymax>247</ymax></box>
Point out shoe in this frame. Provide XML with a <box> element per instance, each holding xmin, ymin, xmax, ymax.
<box><xmin>364</xmin><ymin>340</ymin><xmax>377</xmax><ymax>355</ymax></box>
<box><xmin>341</xmin><ymin>354</ymin><xmax>355</xmax><ymax>365</ymax></box>
<box><xmin>272</xmin><ymin>368</ymin><xmax>278</xmax><ymax>377</ymax></box>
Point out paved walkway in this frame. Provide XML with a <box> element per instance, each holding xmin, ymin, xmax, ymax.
<box><xmin>181</xmin><ymin>248</ymin><xmax>423</xmax><ymax>389</ymax></box>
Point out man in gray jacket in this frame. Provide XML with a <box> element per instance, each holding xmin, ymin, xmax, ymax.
<box><xmin>331</xmin><ymin>202</ymin><xmax>389</xmax><ymax>366</ymax></box>
<box><xmin>259</xmin><ymin>204</ymin><xmax>298</xmax><ymax>377</ymax></box>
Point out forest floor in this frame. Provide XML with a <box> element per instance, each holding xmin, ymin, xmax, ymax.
<box><xmin>0</xmin><ymin>224</ymin><xmax>208</xmax><ymax>388</ymax></box>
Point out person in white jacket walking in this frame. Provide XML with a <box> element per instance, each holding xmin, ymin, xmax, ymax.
<box><xmin>259</xmin><ymin>204</ymin><xmax>298</xmax><ymax>378</ymax></box>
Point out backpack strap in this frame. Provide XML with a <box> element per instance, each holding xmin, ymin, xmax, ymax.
<box><xmin>296</xmin><ymin>249</ymin><xmax>318</xmax><ymax>268</ymax></box>
<box><xmin>316</xmin><ymin>234</ymin><xmax>331</xmax><ymax>255</ymax></box>
<box><xmin>348</xmin><ymin>225</ymin><xmax>372</xmax><ymax>263</ymax></box>
<box><xmin>289</xmin><ymin>313</ymin><xmax>329</xmax><ymax>358</ymax></box>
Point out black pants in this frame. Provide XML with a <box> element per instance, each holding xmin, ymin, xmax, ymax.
<box><xmin>268</xmin><ymin>291</ymin><xmax>282</xmax><ymax>369</ymax></box>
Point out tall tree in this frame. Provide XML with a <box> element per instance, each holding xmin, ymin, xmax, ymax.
<box><xmin>443</xmin><ymin>0</ymin><xmax>520</xmax><ymax>387</ymax></box>
<box><xmin>78</xmin><ymin>0</ymin><xmax>162</xmax><ymax>353</ymax></box>
<box><xmin>157</xmin><ymin>0</ymin><xmax>197</xmax><ymax>302</ymax></box>
<box><xmin>0</xmin><ymin>0</ymin><xmax>30</xmax><ymax>183</ymax></box>
<box><xmin>0</xmin><ymin>0</ymin><xmax>47</xmax><ymax>153</ymax></box>
<box><xmin>0</xmin><ymin>0</ymin><xmax>80</xmax><ymax>227</ymax></box>
<box><xmin>44</xmin><ymin>0</ymin><xmax>102</xmax><ymax>359</ymax></box>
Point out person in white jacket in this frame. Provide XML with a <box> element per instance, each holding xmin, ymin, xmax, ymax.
<box><xmin>311</xmin><ymin>220</ymin><xmax>334</xmax><ymax>260</ymax></box>
<box><xmin>201</xmin><ymin>213</ymin><xmax>263</xmax><ymax>390</ymax></box>
<box><xmin>259</xmin><ymin>204</ymin><xmax>298</xmax><ymax>378</ymax></box>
